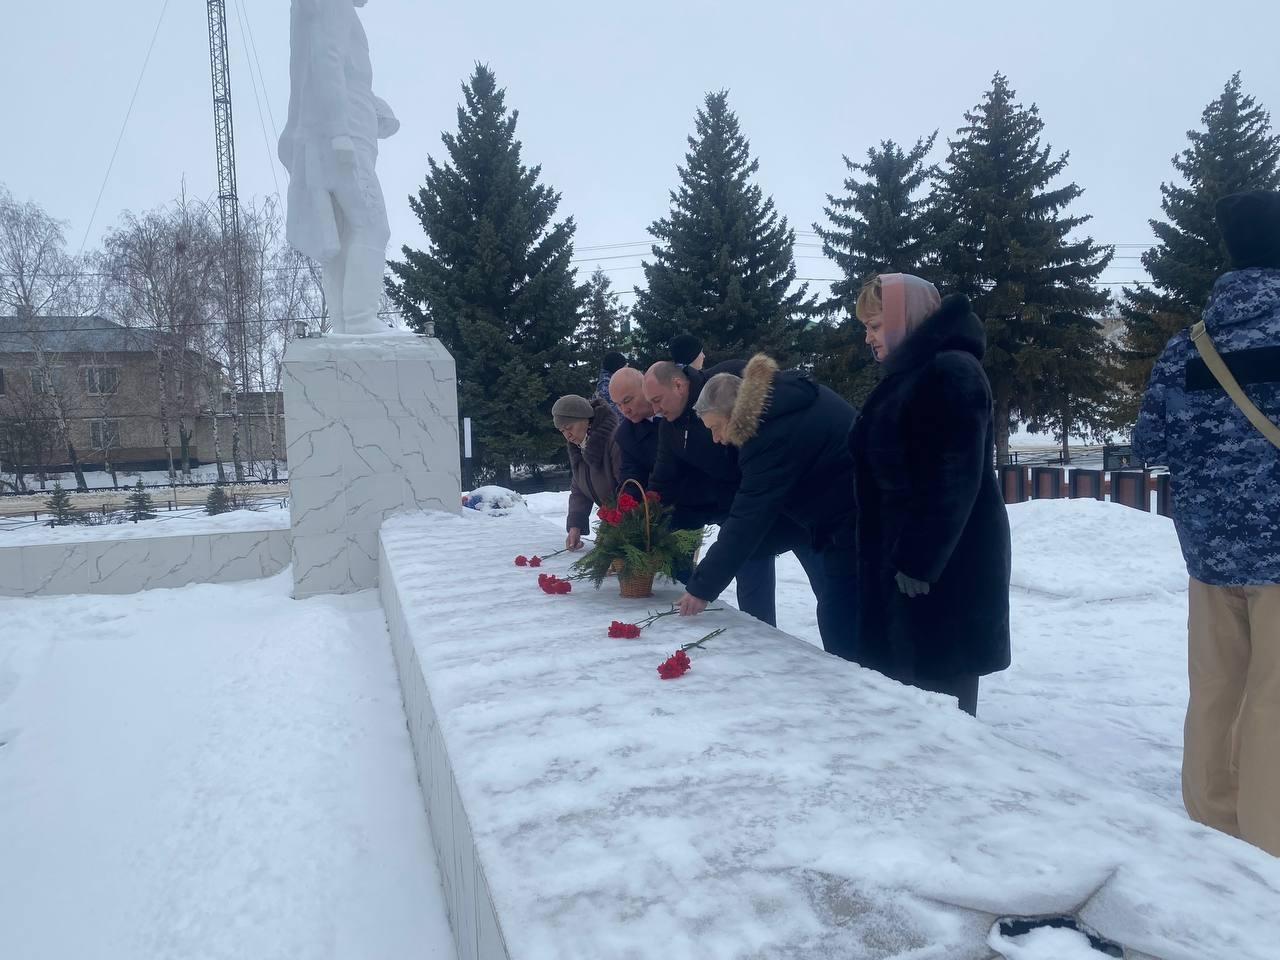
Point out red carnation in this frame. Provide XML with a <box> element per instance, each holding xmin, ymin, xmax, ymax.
<box><xmin>645</xmin><ymin>490</ymin><xmax>661</xmax><ymax>504</ymax></box>
<box><xmin>538</xmin><ymin>572</ymin><xmax>572</xmax><ymax>595</ymax></box>
<box><xmin>617</xmin><ymin>493</ymin><xmax>639</xmax><ymax>513</ymax></box>
<box><xmin>529</xmin><ymin>556</ymin><xmax>542</xmax><ymax>567</ymax></box>
<box><xmin>608</xmin><ymin>620</ymin><xmax>642</xmax><ymax>639</ymax></box>
<box><xmin>514</xmin><ymin>555</ymin><xmax>528</xmax><ymax>566</ymax></box>
<box><xmin>658</xmin><ymin>649</ymin><xmax>691</xmax><ymax>680</ymax></box>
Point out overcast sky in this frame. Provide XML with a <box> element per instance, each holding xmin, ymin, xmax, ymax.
<box><xmin>3</xmin><ymin>0</ymin><xmax>1278</xmax><ymax>306</ymax></box>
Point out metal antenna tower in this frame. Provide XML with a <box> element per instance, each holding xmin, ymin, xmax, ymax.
<box><xmin>206</xmin><ymin>0</ymin><xmax>250</xmax><ymax>476</ymax></box>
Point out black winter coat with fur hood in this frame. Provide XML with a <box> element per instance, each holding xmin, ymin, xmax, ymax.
<box><xmin>686</xmin><ymin>355</ymin><xmax>857</xmax><ymax>602</ymax></box>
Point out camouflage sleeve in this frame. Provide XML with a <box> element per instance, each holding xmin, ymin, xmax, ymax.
<box><xmin>1132</xmin><ymin>344</ymin><xmax>1176</xmax><ymax>467</ymax></box>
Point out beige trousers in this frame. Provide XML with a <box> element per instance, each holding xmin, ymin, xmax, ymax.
<box><xmin>1183</xmin><ymin>577</ymin><xmax>1280</xmax><ymax>856</ymax></box>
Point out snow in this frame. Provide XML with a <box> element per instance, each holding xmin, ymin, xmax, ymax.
<box><xmin>0</xmin><ymin>573</ymin><xmax>455</xmax><ymax>960</ymax></box>
<box><xmin>0</xmin><ymin>501</ymin><xmax>290</xmax><ymax>547</ymax></box>
<box><xmin>523</xmin><ymin>491</ymin><xmax>1196</xmax><ymax>823</ymax></box>
<box><xmin>2</xmin><ymin>487</ymin><xmax>1272</xmax><ymax>958</ymax></box>
<box><xmin>384</xmin><ymin>503</ymin><xmax>1280</xmax><ymax>960</ymax></box>
<box><xmin>1</xmin><ymin>463</ymin><xmax>288</xmax><ymax>492</ymax></box>
<box><xmin>462</xmin><ymin>484</ymin><xmax>527</xmax><ymax>516</ymax></box>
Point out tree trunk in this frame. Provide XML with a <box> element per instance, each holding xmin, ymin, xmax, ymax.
<box><xmin>178</xmin><ymin>421</ymin><xmax>193</xmax><ymax>481</ymax></box>
<box><xmin>264</xmin><ymin>392</ymin><xmax>279</xmax><ymax>481</ymax></box>
<box><xmin>156</xmin><ymin>361</ymin><xmax>178</xmax><ymax>484</ymax></box>
<box><xmin>1060</xmin><ymin>402</ymin><xmax>1072</xmax><ymax>465</ymax></box>
<box><xmin>994</xmin><ymin>393</ymin><xmax>1012</xmax><ymax>466</ymax></box>
<box><xmin>67</xmin><ymin>441</ymin><xmax>88</xmax><ymax>491</ymax></box>
<box><xmin>229</xmin><ymin>389</ymin><xmax>245</xmax><ymax>481</ymax></box>
<box><xmin>211</xmin><ymin>412</ymin><xmax>226</xmax><ymax>483</ymax></box>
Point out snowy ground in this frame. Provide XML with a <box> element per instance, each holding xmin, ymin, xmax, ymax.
<box><xmin>0</xmin><ymin>500</ymin><xmax>290</xmax><ymax>546</ymax></box>
<box><xmin>0</xmin><ymin>489</ymin><xmax>1249</xmax><ymax>958</ymax></box>
<box><xmin>525</xmin><ymin>491</ymin><xmax>1192</xmax><ymax>814</ymax></box>
<box><xmin>0</xmin><ymin>573</ymin><xmax>456</xmax><ymax>960</ymax></box>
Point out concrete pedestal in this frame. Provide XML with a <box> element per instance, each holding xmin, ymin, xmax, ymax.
<box><xmin>282</xmin><ymin>333</ymin><xmax>460</xmax><ymax>598</ymax></box>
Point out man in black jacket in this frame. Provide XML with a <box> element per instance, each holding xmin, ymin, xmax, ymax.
<box><xmin>644</xmin><ymin>360</ymin><xmax>781</xmax><ymax>625</ymax></box>
<box><xmin>676</xmin><ymin>355</ymin><xmax>858</xmax><ymax>657</ymax></box>
<box><xmin>607</xmin><ymin>366</ymin><xmax>661</xmax><ymax>491</ymax></box>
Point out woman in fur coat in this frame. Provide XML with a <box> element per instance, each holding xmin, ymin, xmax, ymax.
<box><xmin>848</xmin><ymin>274</ymin><xmax>1011</xmax><ymax>716</ymax></box>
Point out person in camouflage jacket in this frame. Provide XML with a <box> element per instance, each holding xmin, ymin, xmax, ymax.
<box><xmin>1132</xmin><ymin>190</ymin><xmax>1280</xmax><ymax>857</ymax></box>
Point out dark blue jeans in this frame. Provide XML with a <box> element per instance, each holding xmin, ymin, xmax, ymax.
<box><xmin>813</xmin><ymin>540</ymin><xmax>860</xmax><ymax>662</ymax></box>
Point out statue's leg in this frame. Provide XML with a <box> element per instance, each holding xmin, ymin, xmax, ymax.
<box><xmin>331</xmin><ymin>150</ymin><xmax>392</xmax><ymax>335</ymax></box>
<box><xmin>322</xmin><ymin>194</ymin><xmax>348</xmax><ymax>334</ymax></box>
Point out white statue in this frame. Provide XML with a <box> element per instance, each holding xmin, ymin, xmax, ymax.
<box><xmin>279</xmin><ymin>0</ymin><xmax>400</xmax><ymax>336</ymax></box>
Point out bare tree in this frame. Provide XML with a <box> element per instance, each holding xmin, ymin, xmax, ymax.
<box><xmin>100</xmin><ymin>192</ymin><xmax>219</xmax><ymax>483</ymax></box>
<box><xmin>0</xmin><ymin>185</ymin><xmax>93</xmax><ymax>489</ymax></box>
<box><xmin>237</xmin><ymin>199</ymin><xmax>323</xmax><ymax>479</ymax></box>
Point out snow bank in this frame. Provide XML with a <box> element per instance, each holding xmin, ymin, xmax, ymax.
<box><xmin>0</xmin><ymin>574</ymin><xmax>454</xmax><ymax>960</ymax></box>
<box><xmin>379</xmin><ymin>508</ymin><xmax>1280</xmax><ymax>960</ymax></box>
<box><xmin>462</xmin><ymin>485</ymin><xmax>527</xmax><ymax>516</ymax></box>
<box><xmin>1008</xmin><ymin>498</ymin><xmax>1187</xmax><ymax>600</ymax></box>
<box><xmin>0</xmin><ymin>502</ymin><xmax>289</xmax><ymax>548</ymax></box>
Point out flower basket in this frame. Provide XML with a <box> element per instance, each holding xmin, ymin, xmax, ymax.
<box><xmin>618</xmin><ymin>570</ymin><xmax>655</xmax><ymax>598</ymax></box>
<box><xmin>571</xmin><ymin>480</ymin><xmax>702</xmax><ymax>597</ymax></box>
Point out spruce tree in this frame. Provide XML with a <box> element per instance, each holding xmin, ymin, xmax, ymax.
<box><xmin>631</xmin><ymin>91</ymin><xmax>815</xmax><ymax>363</ymax></box>
<box><xmin>126</xmin><ymin>478</ymin><xmax>155</xmax><ymax>521</ymax></box>
<box><xmin>387</xmin><ymin>65</ymin><xmax>586</xmax><ymax>483</ymax></box>
<box><xmin>45</xmin><ymin>481</ymin><xmax>74</xmax><ymax>526</ymax></box>
<box><xmin>1119</xmin><ymin>73</ymin><xmax>1280</xmax><ymax>418</ymax></box>
<box><xmin>205</xmin><ymin>482</ymin><xmax>231</xmax><ymax>516</ymax></box>
<box><xmin>576</xmin><ymin>267</ymin><xmax>629</xmax><ymax>365</ymax></box>
<box><xmin>816</xmin><ymin>133</ymin><xmax>939</xmax><ymax>307</ymax></box>
<box><xmin>932</xmin><ymin>73</ymin><xmax>1114</xmax><ymax>462</ymax></box>
<box><xmin>809</xmin><ymin>134</ymin><xmax>938</xmax><ymax>406</ymax></box>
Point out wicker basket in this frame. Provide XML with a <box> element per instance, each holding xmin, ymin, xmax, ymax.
<box><xmin>608</xmin><ymin>558</ymin><xmax>624</xmax><ymax>575</ymax></box>
<box><xmin>617</xmin><ymin>569</ymin><xmax>656</xmax><ymax>598</ymax></box>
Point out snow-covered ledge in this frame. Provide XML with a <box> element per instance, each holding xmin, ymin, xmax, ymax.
<box><xmin>0</xmin><ymin>511</ymin><xmax>290</xmax><ymax>597</ymax></box>
<box><xmin>378</xmin><ymin>510</ymin><xmax>1280</xmax><ymax>960</ymax></box>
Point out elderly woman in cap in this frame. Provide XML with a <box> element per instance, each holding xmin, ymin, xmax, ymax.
<box><xmin>849</xmin><ymin>273</ymin><xmax>1011</xmax><ymax>716</ymax></box>
<box><xmin>553</xmin><ymin>394</ymin><xmax>622</xmax><ymax>551</ymax></box>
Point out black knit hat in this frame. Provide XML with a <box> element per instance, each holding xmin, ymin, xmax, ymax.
<box><xmin>669</xmin><ymin>333</ymin><xmax>703</xmax><ymax>366</ymax></box>
<box><xmin>602</xmin><ymin>351</ymin><xmax>629</xmax><ymax>374</ymax></box>
<box><xmin>1215</xmin><ymin>190</ymin><xmax>1280</xmax><ymax>270</ymax></box>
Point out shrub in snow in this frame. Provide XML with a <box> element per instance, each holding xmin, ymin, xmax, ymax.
<box><xmin>126</xmin><ymin>479</ymin><xmax>156</xmax><ymax>522</ymax></box>
<box><xmin>44</xmin><ymin>482</ymin><xmax>76</xmax><ymax>526</ymax></box>
<box><xmin>205</xmin><ymin>483</ymin><xmax>232</xmax><ymax>516</ymax></box>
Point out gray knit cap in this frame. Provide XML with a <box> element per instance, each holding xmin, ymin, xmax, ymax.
<box><xmin>552</xmin><ymin>394</ymin><xmax>594</xmax><ymax>429</ymax></box>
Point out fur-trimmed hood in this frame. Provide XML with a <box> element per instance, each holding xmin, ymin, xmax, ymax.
<box><xmin>724</xmin><ymin>353</ymin><xmax>819</xmax><ymax>447</ymax></box>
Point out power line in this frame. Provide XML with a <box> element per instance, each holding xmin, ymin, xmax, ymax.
<box><xmin>236</xmin><ymin>0</ymin><xmax>281</xmax><ymax>149</ymax></box>
<box><xmin>78</xmin><ymin>0</ymin><xmax>173</xmax><ymax>256</ymax></box>
<box><xmin>231</xmin><ymin>0</ymin><xmax>282</xmax><ymax>200</ymax></box>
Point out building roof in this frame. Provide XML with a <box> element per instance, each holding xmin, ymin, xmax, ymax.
<box><xmin>0</xmin><ymin>315</ymin><xmax>170</xmax><ymax>355</ymax></box>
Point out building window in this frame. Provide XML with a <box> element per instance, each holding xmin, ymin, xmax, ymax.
<box><xmin>29</xmin><ymin>368</ymin><xmax>47</xmax><ymax>394</ymax></box>
<box><xmin>0</xmin><ymin>368</ymin><xmax>5</xmax><ymax>396</ymax></box>
<box><xmin>90</xmin><ymin>419</ymin><xmax>121</xmax><ymax>450</ymax></box>
<box><xmin>85</xmin><ymin>366</ymin><xmax>119</xmax><ymax>396</ymax></box>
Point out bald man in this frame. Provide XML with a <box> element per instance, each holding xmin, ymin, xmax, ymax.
<box><xmin>608</xmin><ymin>367</ymin><xmax>661</xmax><ymax>491</ymax></box>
